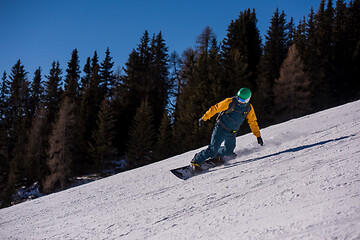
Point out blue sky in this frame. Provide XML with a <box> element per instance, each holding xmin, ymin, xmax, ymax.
<box><xmin>0</xmin><ymin>0</ymin><xmax>343</xmax><ymax>80</ymax></box>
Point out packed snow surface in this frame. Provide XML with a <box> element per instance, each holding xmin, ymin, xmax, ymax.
<box><xmin>1</xmin><ymin>101</ymin><xmax>360</xmax><ymax>239</ymax></box>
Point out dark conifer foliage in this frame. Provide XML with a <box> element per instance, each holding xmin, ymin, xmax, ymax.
<box><xmin>44</xmin><ymin>97</ymin><xmax>75</xmax><ymax>193</ymax></box>
<box><xmin>116</xmin><ymin>30</ymin><xmax>171</xmax><ymax>156</ymax></box>
<box><xmin>154</xmin><ymin>111</ymin><xmax>173</xmax><ymax>160</ymax></box>
<box><xmin>256</xmin><ymin>9</ymin><xmax>291</xmax><ymax>126</ymax></box>
<box><xmin>169</xmin><ymin>51</ymin><xmax>181</xmax><ymax>115</ymax></box>
<box><xmin>81</xmin><ymin>57</ymin><xmax>91</xmax><ymax>93</ymax></box>
<box><xmin>63</xmin><ymin>49</ymin><xmax>80</xmax><ymax>102</ymax></box>
<box><xmin>172</xmin><ymin>27</ymin><xmax>222</xmax><ymax>153</ymax></box>
<box><xmin>222</xmin><ymin>9</ymin><xmax>262</xmax><ymax>92</ymax></box>
<box><xmin>24</xmin><ymin>105</ymin><xmax>48</xmax><ymax>188</ymax></box>
<box><xmin>348</xmin><ymin>0</ymin><xmax>360</xmax><ymax>99</ymax></box>
<box><xmin>80</xmin><ymin>51</ymin><xmax>102</xmax><ymax>147</ymax></box>
<box><xmin>311</xmin><ymin>0</ymin><xmax>334</xmax><ymax>110</ymax></box>
<box><xmin>0</xmin><ymin>72</ymin><xmax>9</xmax><ymax>194</ymax></box>
<box><xmin>126</xmin><ymin>99</ymin><xmax>156</xmax><ymax>168</ymax></box>
<box><xmin>89</xmin><ymin>98</ymin><xmax>117</xmax><ymax>170</ymax></box>
<box><xmin>294</xmin><ymin>17</ymin><xmax>307</xmax><ymax>56</ymax></box>
<box><xmin>261</xmin><ymin>9</ymin><xmax>290</xmax><ymax>88</ymax></box>
<box><xmin>0</xmin><ymin>72</ymin><xmax>9</xmax><ymax>175</ymax></box>
<box><xmin>44</xmin><ymin>61</ymin><xmax>62</xmax><ymax>125</ymax></box>
<box><xmin>0</xmin><ymin>72</ymin><xmax>9</xmax><ymax>112</ymax></box>
<box><xmin>29</xmin><ymin>67</ymin><xmax>43</xmax><ymax>119</ymax></box>
<box><xmin>149</xmin><ymin>32</ymin><xmax>171</xmax><ymax>130</ymax></box>
<box><xmin>274</xmin><ymin>44</ymin><xmax>312</xmax><ymax>122</ymax></box>
<box><xmin>6</xmin><ymin>60</ymin><xmax>30</xmax><ymax>163</ymax></box>
<box><xmin>332</xmin><ymin>0</ymin><xmax>360</xmax><ymax>103</ymax></box>
<box><xmin>122</xmin><ymin>31</ymin><xmax>170</xmax><ymax>131</ymax></box>
<box><xmin>100</xmin><ymin>47</ymin><xmax>115</xmax><ymax>97</ymax></box>
<box><xmin>121</xmin><ymin>30</ymin><xmax>153</xmax><ymax>143</ymax></box>
<box><xmin>172</xmin><ymin>48</ymin><xmax>198</xmax><ymax>154</ymax></box>
<box><xmin>110</xmin><ymin>76</ymin><xmax>131</xmax><ymax>155</ymax></box>
<box><xmin>1</xmin><ymin>60</ymin><xmax>30</xmax><ymax>206</ymax></box>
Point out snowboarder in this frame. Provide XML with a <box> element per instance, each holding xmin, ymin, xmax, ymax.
<box><xmin>191</xmin><ymin>88</ymin><xmax>263</xmax><ymax>171</ymax></box>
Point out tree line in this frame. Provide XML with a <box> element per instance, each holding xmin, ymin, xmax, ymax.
<box><xmin>1</xmin><ymin>0</ymin><xmax>359</xmax><ymax>207</ymax></box>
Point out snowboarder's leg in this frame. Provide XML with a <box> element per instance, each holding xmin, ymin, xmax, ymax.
<box><xmin>192</xmin><ymin>125</ymin><xmax>225</xmax><ymax>165</ymax></box>
<box><xmin>216</xmin><ymin>134</ymin><xmax>236</xmax><ymax>157</ymax></box>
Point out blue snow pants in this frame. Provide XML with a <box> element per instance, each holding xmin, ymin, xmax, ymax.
<box><xmin>193</xmin><ymin>123</ymin><xmax>236</xmax><ymax>165</ymax></box>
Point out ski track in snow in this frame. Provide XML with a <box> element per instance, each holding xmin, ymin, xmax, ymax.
<box><xmin>1</xmin><ymin>101</ymin><xmax>360</xmax><ymax>239</ymax></box>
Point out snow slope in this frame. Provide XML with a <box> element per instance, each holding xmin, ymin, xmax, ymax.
<box><xmin>1</xmin><ymin>101</ymin><xmax>360</xmax><ymax>240</ymax></box>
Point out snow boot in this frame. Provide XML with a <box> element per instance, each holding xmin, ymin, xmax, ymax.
<box><xmin>210</xmin><ymin>156</ymin><xmax>224</xmax><ymax>165</ymax></box>
<box><xmin>191</xmin><ymin>160</ymin><xmax>202</xmax><ymax>172</ymax></box>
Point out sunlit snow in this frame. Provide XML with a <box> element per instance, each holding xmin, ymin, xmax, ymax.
<box><xmin>1</xmin><ymin>101</ymin><xmax>359</xmax><ymax>239</ymax></box>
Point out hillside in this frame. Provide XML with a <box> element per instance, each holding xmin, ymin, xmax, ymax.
<box><xmin>1</xmin><ymin>100</ymin><xmax>359</xmax><ymax>240</ymax></box>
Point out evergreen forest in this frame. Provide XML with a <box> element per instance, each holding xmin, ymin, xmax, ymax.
<box><xmin>1</xmin><ymin>0</ymin><xmax>359</xmax><ymax>207</ymax></box>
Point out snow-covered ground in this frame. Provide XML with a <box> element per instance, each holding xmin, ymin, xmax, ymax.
<box><xmin>1</xmin><ymin>101</ymin><xmax>360</xmax><ymax>240</ymax></box>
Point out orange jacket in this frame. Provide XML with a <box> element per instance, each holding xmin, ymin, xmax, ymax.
<box><xmin>202</xmin><ymin>97</ymin><xmax>261</xmax><ymax>137</ymax></box>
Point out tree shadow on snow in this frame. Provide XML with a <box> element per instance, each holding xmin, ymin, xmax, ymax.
<box><xmin>220</xmin><ymin>134</ymin><xmax>355</xmax><ymax>171</ymax></box>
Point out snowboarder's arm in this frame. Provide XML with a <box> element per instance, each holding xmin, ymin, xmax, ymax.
<box><xmin>201</xmin><ymin>98</ymin><xmax>233</xmax><ymax>121</ymax></box>
<box><xmin>246</xmin><ymin>104</ymin><xmax>261</xmax><ymax>138</ymax></box>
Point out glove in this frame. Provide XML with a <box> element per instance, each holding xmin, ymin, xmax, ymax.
<box><xmin>257</xmin><ymin>137</ymin><xmax>263</xmax><ymax>146</ymax></box>
<box><xmin>198</xmin><ymin>118</ymin><xmax>205</xmax><ymax>127</ymax></box>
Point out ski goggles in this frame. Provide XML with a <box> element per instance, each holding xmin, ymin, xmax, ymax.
<box><xmin>237</xmin><ymin>96</ymin><xmax>250</xmax><ymax>103</ymax></box>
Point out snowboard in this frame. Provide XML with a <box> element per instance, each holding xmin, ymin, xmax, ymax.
<box><xmin>170</xmin><ymin>154</ymin><xmax>236</xmax><ymax>180</ymax></box>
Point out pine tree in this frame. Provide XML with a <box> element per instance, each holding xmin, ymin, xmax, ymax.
<box><xmin>184</xmin><ymin>31</ymin><xmax>213</xmax><ymax>146</ymax></box>
<box><xmin>348</xmin><ymin>0</ymin><xmax>360</xmax><ymax>52</ymax></box>
<box><xmin>126</xmin><ymin>99</ymin><xmax>155</xmax><ymax>168</ymax></box>
<box><xmin>24</xmin><ymin>105</ymin><xmax>48</xmax><ymax>188</ymax></box>
<box><xmin>194</xmin><ymin>26</ymin><xmax>222</xmax><ymax>112</ymax></box>
<box><xmin>80</xmin><ymin>51</ymin><xmax>105</xmax><ymax>154</ymax></box>
<box><xmin>0</xmin><ymin>72</ymin><xmax>9</xmax><ymax>204</ymax></box>
<box><xmin>80</xmin><ymin>57</ymin><xmax>91</xmax><ymax>93</ymax></box>
<box><xmin>274</xmin><ymin>44</ymin><xmax>312</xmax><ymax>122</ymax></box>
<box><xmin>6</xmin><ymin>60</ymin><xmax>30</xmax><ymax>177</ymax></box>
<box><xmin>3</xmin><ymin>59</ymin><xmax>31</xmax><ymax>206</ymax></box>
<box><xmin>149</xmin><ymin>32</ymin><xmax>171</xmax><ymax>131</ymax></box>
<box><xmin>121</xmin><ymin>31</ymin><xmax>152</xmax><ymax>146</ymax></box>
<box><xmin>100</xmin><ymin>47</ymin><xmax>114</xmax><ymax>97</ymax></box>
<box><xmin>172</xmin><ymin>48</ymin><xmax>197</xmax><ymax>154</ymax></box>
<box><xmin>294</xmin><ymin>17</ymin><xmax>307</xmax><ymax>56</ymax></box>
<box><xmin>354</xmin><ymin>40</ymin><xmax>360</xmax><ymax>98</ymax></box>
<box><xmin>256</xmin><ymin>9</ymin><xmax>290</xmax><ymax>126</ymax></box>
<box><xmin>43</xmin><ymin>97</ymin><xmax>76</xmax><ymax>193</ymax></box>
<box><xmin>221</xmin><ymin>48</ymin><xmax>250</xmax><ymax>99</ymax></box>
<box><xmin>1</xmin><ymin>66</ymin><xmax>23</xmax><ymax>206</ymax></box>
<box><xmin>154</xmin><ymin>111</ymin><xmax>173</xmax><ymax>160</ymax></box>
<box><xmin>29</xmin><ymin>67</ymin><xmax>43</xmax><ymax>118</ymax></box>
<box><xmin>287</xmin><ymin>17</ymin><xmax>296</xmax><ymax>47</ymax></box>
<box><xmin>304</xmin><ymin>7</ymin><xmax>316</xmax><ymax>64</ymax></box>
<box><xmin>63</xmin><ymin>49</ymin><xmax>80</xmax><ymax>102</ymax></box>
<box><xmin>7</xmin><ymin>60</ymin><xmax>30</xmax><ymax>131</ymax></box>
<box><xmin>333</xmin><ymin>0</ymin><xmax>350</xmax><ymax>103</ymax></box>
<box><xmin>120</xmin><ymin>31</ymin><xmax>170</xmax><ymax>156</ymax></box>
<box><xmin>0</xmin><ymin>72</ymin><xmax>9</xmax><ymax>194</ymax></box>
<box><xmin>310</xmin><ymin>0</ymin><xmax>334</xmax><ymax>109</ymax></box>
<box><xmin>337</xmin><ymin>0</ymin><xmax>360</xmax><ymax>101</ymax></box>
<box><xmin>169</xmin><ymin>51</ymin><xmax>181</xmax><ymax>117</ymax></box>
<box><xmin>173</xmin><ymin>27</ymin><xmax>221</xmax><ymax>153</ymax></box>
<box><xmin>110</xmin><ymin>76</ymin><xmax>131</xmax><ymax>155</ymax></box>
<box><xmin>89</xmin><ymin>98</ymin><xmax>117</xmax><ymax>170</ymax></box>
<box><xmin>260</xmin><ymin>9</ymin><xmax>290</xmax><ymax>88</ymax></box>
<box><xmin>222</xmin><ymin>9</ymin><xmax>262</xmax><ymax>91</ymax></box>
<box><xmin>1</xmin><ymin>171</ymin><xmax>16</xmax><ymax>207</ymax></box>
<box><xmin>0</xmin><ymin>71</ymin><xmax>9</xmax><ymax>119</ymax></box>
<box><xmin>349</xmin><ymin>0</ymin><xmax>360</xmax><ymax>99</ymax></box>
<box><xmin>44</xmin><ymin>61</ymin><xmax>62</xmax><ymax>125</ymax></box>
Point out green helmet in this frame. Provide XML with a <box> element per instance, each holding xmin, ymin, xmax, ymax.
<box><xmin>237</xmin><ymin>88</ymin><xmax>251</xmax><ymax>103</ymax></box>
